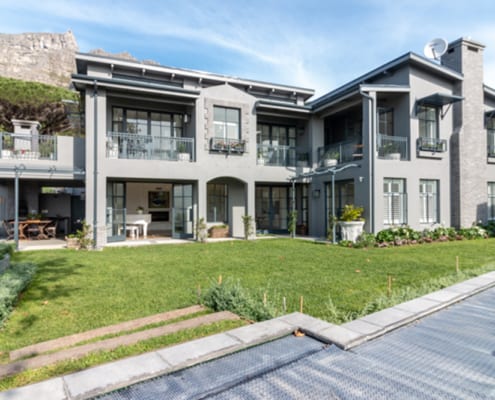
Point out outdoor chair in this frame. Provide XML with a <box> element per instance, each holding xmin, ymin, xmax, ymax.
<box><xmin>2</xmin><ymin>220</ymin><xmax>15</xmax><ymax>240</ymax></box>
<box><xmin>26</xmin><ymin>223</ymin><xmax>40</xmax><ymax>239</ymax></box>
<box><xmin>45</xmin><ymin>220</ymin><xmax>57</xmax><ymax>238</ymax></box>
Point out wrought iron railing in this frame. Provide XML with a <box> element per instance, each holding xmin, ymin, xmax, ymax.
<box><xmin>210</xmin><ymin>137</ymin><xmax>245</xmax><ymax>153</ymax></box>
<box><xmin>317</xmin><ymin>141</ymin><xmax>364</xmax><ymax>166</ymax></box>
<box><xmin>0</xmin><ymin>132</ymin><xmax>57</xmax><ymax>160</ymax></box>
<box><xmin>417</xmin><ymin>136</ymin><xmax>447</xmax><ymax>153</ymax></box>
<box><xmin>107</xmin><ymin>132</ymin><xmax>195</xmax><ymax>161</ymax></box>
<box><xmin>377</xmin><ymin>134</ymin><xmax>408</xmax><ymax>160</ymax></box>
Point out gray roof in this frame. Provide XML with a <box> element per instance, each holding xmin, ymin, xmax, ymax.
<box><xmin>98</xmin><ymin>285</ymin><xmax>495</xmax><ymax>399</ymax></box>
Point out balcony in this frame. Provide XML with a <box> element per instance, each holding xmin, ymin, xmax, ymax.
<box><xmin>210</xmin><ymin>137</ymin><xmax>246</xmax><ymax>154</ymax></box>
<box><xmin>416</xmin><ymin>137</ymin><xmax>447</xmax><ymax>159</ymax></box>
<box><xmin>256</xmin><ymin>145</ymin><xmax>308</xmax><ymax>167</ymax></box>
<box><xmin>107</xmin><ymin>132</ymin><xmax>194</xmax><ymax>162</ymax></box>
<box><xmin>1</xmin><ymin>133</ymin><xmax>57</xmax><ymax>160</ymax></box>
<box><xmin>317</xmin><ymin>141</ymin><xmax>363</xmax><ymax>166</ymax></box>
<box><xmin>377</xmin><ymin>134</ymin><xmax>408</xmax><ymax>160</ymax></box>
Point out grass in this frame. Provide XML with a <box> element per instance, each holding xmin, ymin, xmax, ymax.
<box><xmin>0</xmin><ymin>238</ymin><xmax>494</xmax><ymax>390</ymax></box>
<box><xmin>0</xmin><ymin>319</ymin><xmax>245</xmax><ymax>392</ymax></box>
<box><xmin>1</xmin><ymin>238</ymin><xmax>493</xmax><ymax>352</ymax></box>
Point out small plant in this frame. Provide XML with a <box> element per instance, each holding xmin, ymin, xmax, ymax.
<box><xmin>241</xmin><ymin>215</ymin><xmax>254</xmax><ymax>240</ymax></box>
<box><xmin>136</xmin><ymin>206</ymin><xmax>144</xmax><ymax>213</ymax></box>
<box><xmin>288</xmin><ymin>210</ymin><xmax>297</xmax><ymax>238</ymax></box>
<box><xmin>195</xmin><ymin>217</ymin><xmax>207</xmax><ymax>242</ymax></box>
<box><xmin>71</xmin><ymin>220</ymin><xmax>94</xmax><ymax>250</ymax></box>
<box><xmin>177</xmin><ymin>143</ymin><xmax>187</xmax><ymax>153</ymax></box>
<box><xmin>326</xmin><ymin>150</ymin><xmax>340</xmax><ymax>160</ymax></box>
<box><xmin>339</xmin><ymin>205</ymin><xmax>364</xmax><ymax>221</ymax></box>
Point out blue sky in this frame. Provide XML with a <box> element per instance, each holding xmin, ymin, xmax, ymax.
<box><xmin>1</xmin><ymin>0</ymin><xmax>494</xmax><ymax>97</ymax></box>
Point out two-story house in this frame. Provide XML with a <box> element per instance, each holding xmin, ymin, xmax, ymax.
<box><xmin>1</xmin><ymin>37</ymin><xmax>494</xmax><ymax>248</ymax></box>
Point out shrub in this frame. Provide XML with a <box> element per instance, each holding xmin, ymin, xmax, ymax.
<box><xmin>353</xmin><ymin>232</ymin><xmax>376</xmax><ymax>248</ymax></box>
<box><xmin>339</xmin><ymin>204</ymin><xmax>364</xmax><ymax>221</ymax></box>
<box><xmin>202</xmin><ymin>278</ymin><xmax>274</xmax><ymax>321</ymax></box>
<box><xmin>0</xmin><ymin>262</ymin><xmax>37</xmax><ymax>325</ymax></box>
<box><xmin>0</xmin><ymin>243</ymin><xmax>14</xmax><ymax>258</ymax></box>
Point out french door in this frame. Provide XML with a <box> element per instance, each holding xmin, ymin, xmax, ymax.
<box><xmin>172</xmin><ymin>183</ymin><xmax>194</xmax><ymax>238</ymax></box>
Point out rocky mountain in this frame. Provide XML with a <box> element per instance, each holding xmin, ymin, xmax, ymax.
<box><xmin>0</xmin><ymin>31</ymin><xmax>78</xmax><ymax>88</ymax></box>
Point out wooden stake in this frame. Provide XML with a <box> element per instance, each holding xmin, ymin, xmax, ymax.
<box><xmin>299</xmin><ymin>296</ymin><xmax>304</xmax><ymax>313</ymax></box>
<box><xmin>387</xmin><ymin>275</ymin><xmax>392</xmax><ymax>297</ymax></box>
<box><xmin>283</xmin><ymin>297</ymin><xmax>287</xmax><ymax>313</ymax></box>
<box><xmin>263</xmin><ymin>292</ymin><xmax>267</xmax><ymax>306</ymax></box>
<box><xmin>218</xmin><ymin>275</ymin><xmax>222</xmax><ymax>284</ymax></box>
<box><xmin>456</xmin><ymin>256</ymin><xmax>459</xmax><ymax>273</ymax></box>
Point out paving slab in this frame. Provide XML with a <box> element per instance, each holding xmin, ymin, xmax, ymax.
<box><xmin>315</xmin><ymin>324</ymin><xmax>363</xmax><ymax>349</ymax></box>
<box><xmin>342</xmin><ymin>319</ymin><xmax>382</xmax><ymax>335</ymax></box>
<box><xmin>11</xmin><ymin>305</ymin><xmax>205</xmax><ymax>361</ymax></box>
<box><xmin>277</xmin><ymin>312</ymin><xmax>335</xmax><ymax>334</ymax></box>
<box><xmin>0</xmin><ymin>377</ymin><xmax>66</xmax><ymax>400</ymax></box>
<box><xmin>225</xmin><ymin>318</ymin><xmax>294</xmax><ymax>345</ymax></box>
<box><xmin>360</xmin><ymin>307</ymin><xmax>414</xmax><ymax>328</ymax></box>
<box><xmin>157</xmin><ymin>332</ymin><xmax>241</xmax><ymax>368</ymax></box>
<box><xmin>423</xmin><ymin>288</ymin><xmax>464</xmax><ymax>303</ymax></box>
<box><xmin>394</xmin><ymin>296</ymin><xmax>442</xmax><ymax>314</ymax></box>
<box><xmin>64</xmin><ymin>352</ymin><xmax>168</xmax><ymax>400</ymax></box>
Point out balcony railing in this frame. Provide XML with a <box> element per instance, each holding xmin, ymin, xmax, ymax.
<box><xmin>257</xmin><ymin>144</ymin><xmax>304</xmax><ymax>167</ymax></box>
<box><xmin>377</xmin><ymin>134</ymin><xmax>408</xmax><ymax>160</ymax></box>
<box><xmin>107</xmin><ymin>132</ymin><xmax>194</xmax><ymax>162</ymax></box>
<box><xmin>210</xmin><ymin>137</ymin><xmax>246</xmax><ymax>154</ymax></box>
<box><xmin>0</xmin><ymin>132</ymin><xmax>57</xmax><ymax>160</ymax></box>
<box><xmin>317</xmin><ymin>141</ymin><xmax>364</xmax><ymax>166</ymax></box>
<box><xmin>417</xmin><ymin>136</ymin><xmax>447</xmax><ymax>153</ymax></box>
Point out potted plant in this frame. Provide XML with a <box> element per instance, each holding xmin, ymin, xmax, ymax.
<box><xmin>382</xmin><ymin>142</ymin><xmax>401</xmax><ymax>160</ymax></box>
<box><xmin>208</xmin><ymin>224</ymin><xmax>229</xmax><ymax>238</ymax></box>
<box><xmin>323</xmin><ymin>150</ymin><xmax>339</xmax><ymax>167</ymax></box>
<box><xmin>136</xmin><ymin>206</ymin><xmax>144</xmax><ymax>214</ymax></box>
<box><xmin>177</xmin><ymin>142</ymin><xmax>190</xmax><ymax>162</ymax></box>
<box><xmin>338</xmin><ymin>204</ymin><xmax>365</xmax><ymax>243</ymax></box>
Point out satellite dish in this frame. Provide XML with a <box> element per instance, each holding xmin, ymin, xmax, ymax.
<box><xmin>423</xmin><ymin>38</ymin><xmax>448</xmax><ymax>60</ymax></box>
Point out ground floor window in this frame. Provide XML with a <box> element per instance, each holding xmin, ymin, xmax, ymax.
<box><xmin>207</xmin><ymin>183</ymin><xmax>228</xmax><ymax>223</ymax></box>
<box><xmin>255</xmin><ymin>186</ymin><xmax>289</xmax><ymax>231</ymax></box>
<box><xmin>384</xmin><ymin>178</ymin><xmax>406</xmax><ymax>225</ymax></box>
<box><xmin>488</xmin><ymin>182</ymin><xmax>495</xmax><ymax>220</ymax></box>
<box><xmin>419</xmin><ymin>179</ymin><xmax>439</xmax><ymax>224</ymax></box>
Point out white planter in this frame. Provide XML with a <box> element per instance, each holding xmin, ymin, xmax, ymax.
<box><xmin>257</xmin><ymin>157</ymin><xmax>265</xmax><ymax>165</ymax></box>
<box><xmin>1</xmin><ymin>150</ymin><xmax>12</xmax><ymax>159</ymax></box>
<box><xmin>338</xmin><ymin>220</ymin><xmax>365</xmax><ymax>243</ymax></box>
<box><xmin>178</xmin><ymin>152</ymin><xmax>190</xmax><ymax>162</ymax></box>
<box><xmin>324</xmin><ymin>159</ymin><xmax>338</xmax><ymax>167</ymax></box>
<box><xmin>385</xmin><ymin>152</ymin><xmax>401</xmax><ymax>160</ymax></box>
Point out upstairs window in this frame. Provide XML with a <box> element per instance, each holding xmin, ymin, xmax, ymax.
<box><xmin>418</xmin><ymin>105</ymin><xmax>439</xmax><ymax>139</ymax></box>
<box><xmin>378</xmin><ymin>108</ymin><xmax>394</xmax><ymax>136</ymax></box>
<box><xmin>214</xmin><ymin>106</ymin><xmax>240</xmax><ymax>139</ymax></box>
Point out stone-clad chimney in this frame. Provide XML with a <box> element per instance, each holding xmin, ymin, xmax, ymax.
<box><xmin>441</xmin><ymin>38</ymin><xmax>486</xmax><ymax>227</ymax></box>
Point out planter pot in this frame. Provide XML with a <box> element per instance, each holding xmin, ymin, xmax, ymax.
<box><xmin>178</xmin><ymin>152</ymin><xmax>191</xmax><ymax>162</ymax></box>
<box><xmin>65</xmin><ymin>237</ymin><xmax>79</xmax><ymax>249</ymax></box>
<box><xmin>208</xmin><ymin>226</ymin><xmax>229</xmax><ymax>238</ymax></box>
<box><xmin>324</xmin><ymin>159</ymin><xmax>338</xmax><ymax>167</ymax></box>
<box><xmin>1</xmin><ymin>150</ymin><xmax>12</xmax><ymax>159</ymax></box>
<box><xmin>338</xmin><ymin>220</ymin><xmax>365</xmax><ymax>243</ymax></box>
<box><xmin>257</xmin><ymin>157</ymin><xmax>265</xmax><ymax>166</ymax></box>
<box><xmin>385</xmin><ymin>152</ymin><xmax>401</xmax><ymax>160</ymax></box>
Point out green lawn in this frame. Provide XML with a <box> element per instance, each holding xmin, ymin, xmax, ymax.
<box><xmin>1</xmin><ymin>238</ymin><xmax>495</xmax><ymax>354</ymax></box>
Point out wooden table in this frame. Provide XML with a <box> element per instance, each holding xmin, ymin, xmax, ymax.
<box><xmin>17</xmin><ymin>220</ymin><xmax>53</xmax><ymax>240</ymax></box>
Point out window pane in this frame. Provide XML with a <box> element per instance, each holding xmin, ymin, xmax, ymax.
<box><xmin>214</xmin><ymin>107</ymin><xmax>225</xmax><ymax>122</ymax></box>
<box><xmin>226</xmin><ymin>108</ymin><xmax>239</xmax><ymax>123</ymax></box>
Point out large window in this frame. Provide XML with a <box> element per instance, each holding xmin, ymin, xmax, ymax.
<box><xmin>419</xmin><ymin>179</ymin><xmax>439</xmax><ymax>224</ymax></box>
<box><xmin>418</xmin><ymin>105</ymin><xmax>438</xmax><ymax>139</ymax></box>
<box><xmin>378</xmin><ymin>108</ymin><xmax>394</xmax><ymax>136</ymax></box>
<box><xmin>383</xmin><ymin>178</ymin><xmax>406</xmax><ymax>225</ymax></box>
<box><xmin>487</xmin><ymin>115</ymin><xmax>495</xmax><ymax>157</ymax></box>
<box><xmin>257</xmin><ymin>124</ymin><xmax>296</xmax><ymax>147</ymax></box>
<box><xmin>488</xmin><ymin>183</ymin><xmax>495</xmax><ymax>220</ymax></box>
<box><xmin>112</xmin><ymin>107</ymin><xmax>183</xmax><ymax>137</ymax></box>
<box><xmin>214</xmin><ymin>107</ymin><xmax>240</xmax><ymax>139</ymax></box>
<box><xmin>207</xmin><ymin>184</ymin><xmax>228</xmax><ymax>223</ymax></box>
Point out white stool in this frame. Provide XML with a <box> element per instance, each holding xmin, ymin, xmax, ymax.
<box><xmin>126</xmin><ymin>225</ymin><xmax>139</xmax><ymax>239</ymax></box>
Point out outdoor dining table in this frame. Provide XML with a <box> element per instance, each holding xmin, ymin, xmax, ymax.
<box><xmin>17</xmin><ymin>220</ymin><xmax>53</xmax><ymax>240</ymax></box>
